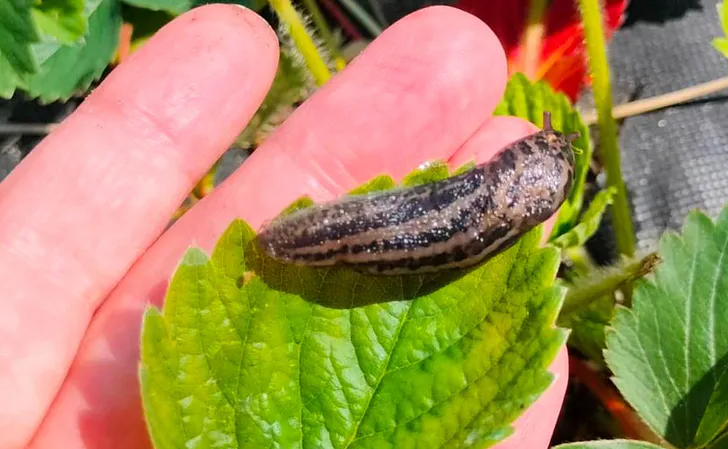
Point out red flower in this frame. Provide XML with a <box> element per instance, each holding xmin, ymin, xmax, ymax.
<box><xmin>455</xmin><ymin>0</ymin><xmax>628</xmax><ymax>101</ymax></box>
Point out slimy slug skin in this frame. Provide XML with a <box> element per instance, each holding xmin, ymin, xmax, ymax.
<box><xmin>256</xmin><ymin>112</ymin><xmax>577</xmax><ymax>275</ymax></box>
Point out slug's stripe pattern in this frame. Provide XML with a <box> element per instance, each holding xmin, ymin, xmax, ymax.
<box><xmin>256</xmin><ymin>111</ymin><xmax>577</xmax><ymax>275</ymax></box>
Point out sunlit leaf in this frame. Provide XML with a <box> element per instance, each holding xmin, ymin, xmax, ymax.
<box><xmin>141</xmin><ymin>165</ymin><xmax>568</xmax><ymax>449</ymax></box>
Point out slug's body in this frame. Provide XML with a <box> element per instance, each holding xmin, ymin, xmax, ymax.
<box><xmin>257</xmin><ymin>112</ymin><xmax>577</xmax><ymax>275</ymax></box>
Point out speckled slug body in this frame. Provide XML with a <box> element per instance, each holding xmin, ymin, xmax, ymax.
<box><xmin>256</xmin><ymin>112</ymin><xmax>577</xmax><ymax>275</ymax></box>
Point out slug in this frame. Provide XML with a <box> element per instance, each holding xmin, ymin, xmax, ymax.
<box><xmin>256</xmin><ymin>111</ymin><xmax>578</xmax><ymax>275</ymax></box>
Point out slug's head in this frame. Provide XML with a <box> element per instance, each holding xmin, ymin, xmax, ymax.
<box><xmin>539</xmin><ymin>111</ymin><xmax>578</xmax><ymax>169</ymax></box>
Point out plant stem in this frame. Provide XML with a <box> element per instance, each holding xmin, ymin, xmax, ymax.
<box><xmin>0</xmin><ymin>123</ymin><xmax>58</xmax><ymax>134</ymax></box>
<box><xmin>560</xmin><ymin>252</ymin><xmax>661</xmax><ymax>317</ymax></box>
<box><xmin>577</xmin><ymin>0</ymin><xmax>635</xmax><ymax>257</ymax></box>
<box><xmin>318</xmin><ymin>0</ymin><xmax>364</xmax><ymax>40</ymax></box>
<box><xmin>366</xmin><ymin>0</ymin><xmax>389</xmax><ymax>28</ymax></box>
<box><xmin>581</xmin><ymin>74</ymin><xmax>728</xmax><ymax>125</ymax></box>
<box><xmin>300</xmin><ymin>0</ymin><xmax>345</xmax><ymax>64</ymax></box>
<box><xmin>335</xmin><ymin>0</ymin><xmax>383</xmax><ymax>36</ymax></box>
<box><xmin>269</xmin><ymin>0</ymin><xmax>332</xmax><ymax>86</ymax></box>
<box><xmin>519</xmin><ymin>0</ymin><xmax>549</xmax><ymax>78</ymax></box>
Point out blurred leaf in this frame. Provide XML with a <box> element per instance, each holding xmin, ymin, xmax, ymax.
<box><xmin>494</xmin><ymin>72</ymin><xmax>592</xmax><ymax>241</ymax></box>
<box><xmin>713</xmin><ymin>3</ymin><xmax>728</xmax><ymax>60</ymax></box>
<box><xmin>552</xmin><ymin>440</ymin><xmax>666</xmax><ymax>449</ymax></box>
<box><xmin>562</xmin><ymin>294</ymin><xmax>613</xmax><ymax>361</ymax></box>
<box><xmin>141</xmin><ymin>164</ymin><xmax>568</xmax><ymax>449</ymax></box>
<box><xmin>120</xmin><ymin>0</ymin><xmax>189</xmax><ymax>15</ymax></box>
<box><xmin>552</xmin><ymin>188</ymin><xmax>616</xmax><ymax>249</ymax></box>
<box><xmin>119</xmin><ymin>4</ymin><xmax>174</xmax><ymax>54</ymax></box>
<box><xmin>0</xmin><ymin>0</ymin><xmax>40</xmax><ymax>96</ymax></box>
<box><xmin>31</xmin><ymin>0</ymin><xmax>87</xmax><ymax>44</ymax></box>
<box><xmin>23</xmin><ymin>0</ymin><xmax>121</xmax><ymax>103</ymax></box>
<box><xmin>605</xmin><ymin>206</ymin><xmax>728</xmax><ymax>448</ymax></box>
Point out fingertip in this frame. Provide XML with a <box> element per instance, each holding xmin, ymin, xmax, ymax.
<box><xmin>358</xmin><ymin>5</ymin><xmax>509</xmax><ymax>123</ymax></box>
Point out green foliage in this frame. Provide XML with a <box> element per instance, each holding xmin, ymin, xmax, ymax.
<box><xmin>24</xmin><ymin>0</ymin><xmax>121</xmax><ymax>103</ymax></box>
<box><xmin>713</xmin><ymin>2</ymin><xmax>728</xmax><ymax>59</ymax></box>
<box><xmin>121</xmin><ymin>0</ymin><xmax>190</xmax><ymax>15</ymax></box>
<box><xmin>494</xmin><ymin>72</ymin><xmax>593</xmax><ymax>241</ymax></box>
<box><xmin>552</xmin><ymin>441</ymin><xmax>666</xmax><ymax>449</ymax></box>
<box><xmin>0</xmin><ymin>0</ymin><xmax>40</xmax><ymax>96</ymax></box>
<box><xmin>605</xmin><ymin>206</ymin><xmax>728</xmax><ymax>448</ymax></box>
<box><xmin>32</xmin><ymin>0</ymin><xmax>87</xmax><ymax>44</ymax></box>
<box><xmin>141</xmin><ymin>165</ymin><xmax>568</xmax><ymax>449</ymax></box>
<box><xmin>0</xmin><ymin>0</ymin><xmax>265</xmax><ymax>100</ymax></box>
<box><xmin>552</xmin><ymin>188</ymin><xmax>616</xmax><ymax>249</ymax></box>
<box><xmin>0</xmin><ymin>0</ymin><xmax>120</xmax><ymax>102</ymax></box>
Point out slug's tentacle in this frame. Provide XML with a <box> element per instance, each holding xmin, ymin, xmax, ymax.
<box><xmin>256</xmin><ymin>111</ymin><xmax>577</xmax><ymax>275</ymax></box>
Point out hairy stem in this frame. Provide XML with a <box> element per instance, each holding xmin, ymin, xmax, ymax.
<box><xmin>269</xmin><ymin>0</ymin><xmax>332</xmax><ymax>86</ymax></box>
<box><xmin>577</xmin><ymin>0</ymin><xmax>635</xmax><ymax>257</ymax></box>
<box><xmin>301</xmin><ymin>0</ymin><xmax>345</xmax><ymax>66</ymax></box>
<box><xmin>560</xmin><ymin>253</ymin><xmax>661</xmax><ymax>317</ymax></box>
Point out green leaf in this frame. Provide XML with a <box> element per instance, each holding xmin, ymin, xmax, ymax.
<box><xmin>714</xmin><ymin>3</ymin><xmax>728</xmax><ymax>59</ymax></box>
<box><xmin>605</xmin><ymin>206</ymin><xmax>728</xmax><ymax>448</ymax></box>
<box><xmin>494</xmin><ymin>72</ymin><xmax>592</xmax><ymax>241</ymax></box>
<box><xmin>551</xmin><ymin>440</ymin><xmax>667</xmax><ymax>449</ymax></box>
<box><xmin>31</xmin><ymin>0</ymin><xmax>87</xmax><ymax>45</ymax></box>
<box><xmin>0</xmin><ymin>0</ymin><xmax>40</xmax><ymax>96</ymax></box>
<box><xmin>713</xmin><ymin>38</ymin><xmax>728</xmax><ymax>60</ymax></box>
<box><xmin>698</xmin><ymin>367</ymin><xmax>728</xmax><ymax>447</ymax></box>
<box><xmin>552</xmin><ymin>187</ymin><xmax>616</xmax><ymax>249</ymax></box>
<box><xmin>120</xmin><ymin>0</ymin><xmax>189</xmax><ymax>15</ymax></box>
<box><xmin>140</xmin><ymin>165</ymin><xmax>568</xmax><ymax>449</ymax></box>
<box><xmin>23</xmin><ymin>0</ymin><xmax>121</xmax><ymax>103</ymax></box>
<box><xmin>562</xmin><ymin>294</ymin><xmax>614</xmax><ymax>362</ymax></box>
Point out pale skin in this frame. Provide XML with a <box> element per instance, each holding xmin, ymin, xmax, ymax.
<box><xmin>0</xmin><ymin>4</ymin><xmax>568</xmax><ymax>448</ymax></box>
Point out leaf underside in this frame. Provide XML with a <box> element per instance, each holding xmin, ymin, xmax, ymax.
<box><xmin>140</xmin><ymin>165</ymin><xmax>568</xmax><ymax>449</ymax></box>
<box><xmin>605</xmin><ymin>206</ymin><xmax>728</xmax><ymax>448</ymax></box>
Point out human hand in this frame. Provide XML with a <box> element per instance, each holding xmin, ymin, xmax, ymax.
<box><xmin>0</xmin><ymin>5</ymin><xmax>568</xmax><ymax>448</ymax></box>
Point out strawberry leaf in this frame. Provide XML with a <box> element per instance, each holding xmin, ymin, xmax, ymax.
<box><xmin>606</xmin><ymin>206</ymin><xmax>728</xmax><ymax>448</ymax></box>
<box><xmin>140</xmin><ymin>165</ymin><xmax>568</xmax><ymax>449</ymax></box>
